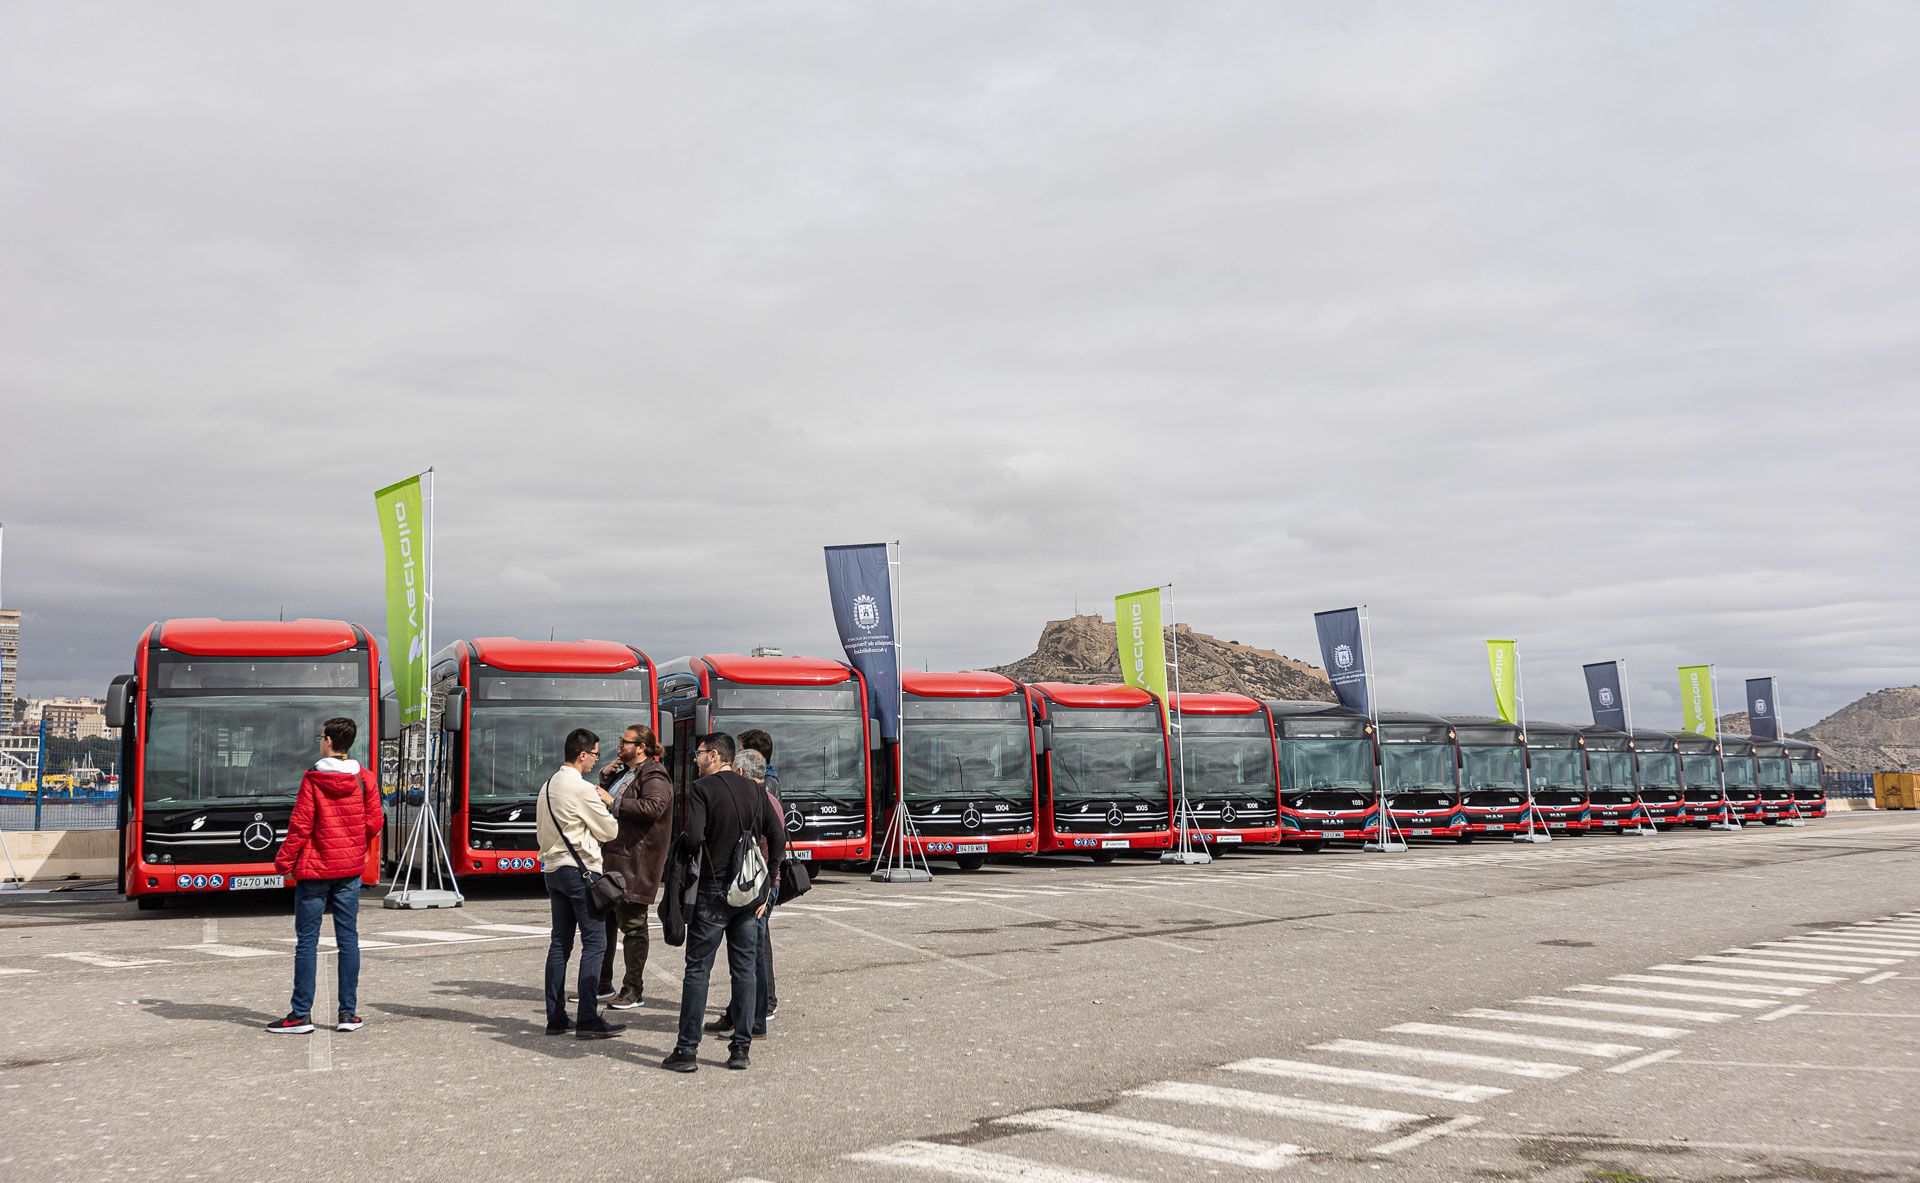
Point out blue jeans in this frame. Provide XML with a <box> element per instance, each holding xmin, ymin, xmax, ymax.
<box><xmin>290</xmin><ymin>877</ymin><xmax>362</xmax><ymax>1018</ymax></box>
<box><xmin>721</xmin><ymin>879</ymin><xmax>777</xmax><ymax>1034</ymax></box>
<box><xmin>544</xmin><ymin>866</ymin><xmax>608</xmax><ymax>1029</ymax></box>
<box><xmin>673</xmin><ymin>885</ymin><xmax>759</xmax><ymax>1054</ymax></box>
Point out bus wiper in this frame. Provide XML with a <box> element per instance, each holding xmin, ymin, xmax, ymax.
<box><xmin>954</xmin><ymin>754</ymin><xmax>969</xmax><ymax>800</ymax></box>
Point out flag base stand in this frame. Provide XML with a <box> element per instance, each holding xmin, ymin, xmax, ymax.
<box><xmin>1160</xmin><ymin>850</ymin><xmax>1212</xmax><ymax>865</ymax></box>
<box><xmin>870</xmin><ymin>790</ymin><xmax>934</xmax><ymax>885</ymax></box>
<box><xmin>1363</xmin><ymin>839</ymin><xmax>1408</xmax><ymax>853</ymax></box>
<box><xmin>1779</xmin><ymin>819</ymin><xmax>1806</xmax><ymax>827</ymax></box>
<box><xmin>1709</xmin><ymin>821</ymin><xmax>1741</xmax><ymax>831</ymax></box>
<box><xmin>1512</xmin><ymin>833</ymin><xmax>1553</xmax><ymax>844</ymax></box>
<box><xmin>871</xmin><ymin>868</ymin><xmax>933</xmax><ymax>883</ymax></box>
<box><xmin>384</xmin><ymin>889</ymin><xmax>464</xmax><ymax>909</ymax></box>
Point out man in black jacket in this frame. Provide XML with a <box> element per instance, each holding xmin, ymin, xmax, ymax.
<box><xmin>662</xmin><ymin>733</ymin><xmax>785</xmax><ymax>1073</ymax></box>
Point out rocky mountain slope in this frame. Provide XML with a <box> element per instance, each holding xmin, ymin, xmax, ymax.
<box><xmin>1718</xmin><ymin>688</ymin><xmax>1920</xmax><ymax>771</ymax></box>
<box><xmin>989</xmin><ymin>615</ymin><xmax>1335</xmax><ymax>703</ymax></box>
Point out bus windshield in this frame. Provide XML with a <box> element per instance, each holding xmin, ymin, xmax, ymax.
<box><xmin>901</xmin><ymin>695</ymin><xmax>1030</xmax><ymax>801</ymax></box>
<box><xmin>1587</xmin><ymin>751</ymin><xmax>1635</xmax><ymax>790</ymax></box>
<box><xmin>1791</xmin><ymin>760</ymin><xmax>1822</xmax><ymax>789</ymax></box>
<box><xmin>1756</xmin><ymin>759</ymin><xmax>1789</xmax><ymax>789</ymax></box>
<box><xmin>1722</xmin><ymin>757</ymin><xmax>1756</xmax><ymax>788</ymax></box>
<box><xmin>1636</xmin><ymin>752</ymin><xmax>1679</xmax><ymax>790</ymax></box>
<box><xmin>144</xmin><ymin>654</ymin><xmax>370</xmax><ymax>810</ymax></box>
<box><xmin>1049</xmin><ymin>705</ymin><xmax>1166</xmax><ymax>801</ymax></box>
<box><xmin>1381</xmin><ymin>744</ymin><xmax>1455</xmax><ymax>793</ymax></box>
<box><xmin>1682</xmin><ymin>755</ymin><xmax>1722</xmax><ymax>790</ymax></box>
<box><xmin>1281</xmin><ymin>737</ymin><xmax>1374</xmax><ymax>791</ymax></box>
<box><xmin>1459</xmin><ymin>746</ymin><xmax>1524</xmax><ymax>790</ymax></box>
<box><xmin>714</xmin><ymin>680</ymin><xmax>866</xmax><ymax>801</ymax></box>
<box><xmin>1529</xmin><ymin>748</ymin><xmax>1585</xmax><ymax>790</ymax></box>
<box><xmin>1179</xmin><ymin>714</ymin><xmax>1274</xmax><ymax>794</ymax></box>
<box><xmin>467</xmin><ymin>671</ymin><xmax>651</xmax><ymax>802</ymax></box>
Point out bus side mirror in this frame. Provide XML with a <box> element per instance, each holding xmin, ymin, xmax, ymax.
<box><xmin>658</xmin><ymin>709</ymin><xmax>675</xmax><ymax>748</ymax></box>
<box><xmin>381</xmin><ymin>698</ymin><xmax>401</xmax><ymax>739</ymax></box>
<box><xmin>106</xmin><ymin>676</ymin><xmax>134</xmax><ymax>730</ymax></box>
<box><xmin>869</xmin><ymin>719</ymin><xmax>883</xmax><ymax>750</ymax></box>
<box><xmin>1035</xmin><ymin>720</ymin><xmax>1051</xmax><ymax>755</ymax></box>
<box><xmin>693</xmin><ymin>700</ymin><xmax>711</xmax><ymax>735</ymax></box>
<box><xmin>440</xmin><ymin>688</ymin><xmax>466</xmax><ymax>732</ymax></box>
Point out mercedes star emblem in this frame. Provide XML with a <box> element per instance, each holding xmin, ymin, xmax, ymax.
<box><xmin>961</xmin><ymin>806</ymin><xmax>981</xmax><ymax>830</ymax></box>
<box><xmin>784</xmin><ymin>807</ymin><xmax>805</xmax><ymax>834</ymax></box>
<box><xmin>241</xmin><ymin>821</ymin><xmax>276</xmax><ymax>852</ymax></box>
<box><xmin>1105</xmin><ymin>806</ymin><xmax>1124</xmax><ymax>828</ymax></box>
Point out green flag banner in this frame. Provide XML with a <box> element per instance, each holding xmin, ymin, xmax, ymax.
<box><xmin>375</xmin><ymin>474</ymin><xmax>429</xmax><ymax>724</ymax></box>
<box><xmin>1678</xmin><ymin>664</ymin><xmax>1715</xmax><ymax>737</ymax></box>
<box><xmin>1486</xmin><ymin>640</ymin><xmax>1519</xmax><ymax>725</ymax></box>
<box><xmin>1114</xmin><ymin>587</ymin><xmax>1168</xmax><ymax>715</ymax></box>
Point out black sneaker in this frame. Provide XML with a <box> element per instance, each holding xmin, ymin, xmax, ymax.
<box><xmin>545</xmin><ymin>1020</ymin><xmax>573</xmax><ymax>1036</ymax></box>
<box><xmin>661</xmin><ymin>1050</ymin><xmax>698</xmax><ymax>1073</ymax></box>
<box><xmin>575</xmin><ymin>1021</ymin><xmax>626</xmax><ymax>1041</ymax></box>
<box><xmin>726</xmin><ymin>1047</ymin><xmax>750</xmax><ymax>1070</ymax></box>
<box><xmin>336</xmin><ymin>1013</ymin><xmax>365</xmax><ymax>1032</ymax></box>
<box><xmin>765</xmin><ymin>1003</ymin><xmax>779</xmax><ymax>1020</ymax></box>
<box><xmin>266</xmin><ymin>1014</ymin><xmax>314</xmax><ymax>1035</ymax></box>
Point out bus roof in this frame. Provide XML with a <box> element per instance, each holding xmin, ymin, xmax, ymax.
<box><xmin>155</xmin><ymin>618</ymin><xmax>364</xmax><ymax>657</ymax></box>
<box><xmin>1377</xmin><ymin>709</ymin><xmax>1453</xmax><ymax>728</ymax></box>
<box><xmin>1523</xmin><ymin>721</ymin><xmax>1586</xmax><ymax>739</ymax></box>
<box><xmin>903</xmin><ymin>670</ymin><xmax>1021</xmax><ymax>698</ymax></box>
<box><xmin>1264</xmin><ymin>699</ymin><xmax>1366</xmax><ymax>721</ymax></box>
<box><xmin>468</xmin><ymin>638</ymin><xmax>644</xmax><ymax>674</ymax></box>
<box><xmin>1752</xmin><ymin>740</ymin><xmax>1787</xmax><ymax>756</ymax></box>
<box><xmin>701</xmin><ymin>654</ymin><xmax>852</xmax><ymax>686</ymax></box>
<box><xmin>1782</xmin><ymin>738</ymin><xmax>1823</xmax><ymax>757</ymax></box>
<box><xmin>1630</xmin><ymin>727</ymin><xmax>1680</xmax><ymax>748</ymax></box>
<box><xmin>1168</xmin><ymin>692</ymin><xmax>1263</xmax><ymax>715</ymax></box>
<box><xmin>1030</xmin><ymin>682</ymin><xmax>1156</xmax><ymax>709</ymax></box>
<box><xmin>1443</xmin><ymin>714</ymin><xmax>1522</xmax><ymax>742</ymax></box>
<box><xmin>1718</xmin><ymin>735</ymin><xmax>1754</xmax><ymax>754</ymax></box>
<box><xmin>1579</xmin><ymin>724</ymin><xmax>1632</xmax><ymax>750</ymax></box>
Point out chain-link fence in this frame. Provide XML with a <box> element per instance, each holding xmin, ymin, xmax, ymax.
<box><xmin>0</xmin><ymin>733</ymin><xmax>121</xmax><ymax>830</ymax></box>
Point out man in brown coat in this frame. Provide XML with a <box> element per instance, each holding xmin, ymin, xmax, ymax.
<box><xmin>599</xmin><ymin>724</ymin><xmax>673</xmax><ymax>1010</ymax></box>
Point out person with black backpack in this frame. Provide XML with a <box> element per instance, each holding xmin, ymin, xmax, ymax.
<box><xmin>662</xmin><ymin>732</ymin><xmax>785</xmax><ymax>1073</ymax></box>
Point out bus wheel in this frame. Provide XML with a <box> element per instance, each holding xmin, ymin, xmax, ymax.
<box><xmin>1296</xmin><ymin>840</ymin><xmax>1324</xmax><ymax>855</ymax></box>
<box><xmin>135</xmin><ymin>896</ymin><xmax>165</xmax><ymax>911</ymax></box>
<box><xmin>955</xmin><ymin>854</ymin><xmax>986</xmax><ymax>871</ymax></box>
<box><xmin>1090</xmin><ymin>851</ymin><xmax>1118</xmax><ymax>864</ymax></box>
<box><xmin>1455</xmin><ymin>834</ymin><xmax>1474</xmax><ymax>844</ymax></box>
<box><xmin>1762</xmin><ymin>818</ymin><xmax>1778</xmax><ymax>826</ymax></box>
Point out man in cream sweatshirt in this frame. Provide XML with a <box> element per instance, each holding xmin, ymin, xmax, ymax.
<box><xmin>537</xmin><ymin>727</ymin><xmax>622</xmax><ymax>1038</ymax></box>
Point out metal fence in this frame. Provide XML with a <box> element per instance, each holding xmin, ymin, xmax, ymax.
<box><xmin>1825</xmin><ymin>772</ymin><xmax>1875</xmax><ymax>800</ymax></box>
<box><xmin>0</xmin><ymin>800</ymin><xmax>117</xmax><ymax>831</ymax></box>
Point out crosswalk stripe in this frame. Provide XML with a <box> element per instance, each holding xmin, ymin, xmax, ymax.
<box><xmin>1843</xmin><ymin>926</ymin><xmax>1920</xmax><ymax>938</ymax></box>
<box><xmin>1368</xmin><ymin>1114</ymin><xmax>1482</xmax><ymax>1157</ymax></box>
<box><xmin>1309</xmin><ymin>1039</ymin><xmax>1580</xmax><ymax>1080</ymax></box>
<box><xmin>1650</xmin><ymin>962</ymin><xmax>1842</xmax><ymax>985</ymax></box>
<box><xmin>1132</xmin><ymin>1080</ymin><xmax>1427</xmax><ymax>1132</ymax></box>
<box><xmin>275</xmin><ymin>936</ymin><xmax>400</xmax><ymax>950</ymax></box>
<box><xmin>847</xmin><ymin>1140</ymin><xmax>1142</xmax><ymax>1182</ymax></box>
<box><xmin>1221</xmin><ymin>1058</ymin><xmax>1509</xmax><ymax>1102</ymax></box>
<box><xmin>1565</xmin><ymin>985</ymin><xmax>1771</xmax><ymax>1008</ymax></box>
<box><xmin>1454</xmin><ymin>1008</ymin><xmax>1691</xmax><ymax>1039</ymax></box>
<box><xmin>466</xmin><ymin>923</ymin><xmax>551</xmax><ymax>935</ymax></box>
<box><xmin>1690</xmin><ymin>954</ymin><xmax>1873</xmax><ymax>974</ymax></box>
<box><xmin>1383</xmin><ymin>1022</ymin><xmax>1640</xmax><ymax>1058</ymax></box>
<box><xmin>1775</xmin><ymin>938</ymin><xmax>1920</xmax><ymax>955</ymax></box>
<box><xmin>860</xmin><ymin>900</ymin><xmax>925</xmax><ymax>909</ymax></box>
<box><xmin>171</xmin><ymin>943</ymin><xmax>279</xmax><ymax>958</ymax></box>
<box><xmin>783</xmin><ymin>904</ymin><xmax>862</xmax><ymax>913</ymax></box>
<box><xmin>381</xmin><ymin>929</ymin><xmax>490</xmax><ymax>943</ymax></box>
<box><xmin>993</xmin><ymin>1109</ymin><xmax>1302</xmax><ymax>1169</ymax></box>
<box><xmin>1609</xmin><ymin>975</ymin><xmax>1808</xmax><ymax>997</ymax></box>
<box><xmin>1516</xmin><ymin>997</ymin><xmax>1737</xmax><ymax>1022</ymax></box>
<box><xmin>45</xmin><ymin>952</ymin><xmax>169</xmax><ymax>968</ymax></box>
<box><xmin>0</xmin><ymin>966</ymin><xmax>36</xmax><ymax>976</ymax></box>
<box><xmin>1716</xmin><ymin>948</ymin><xmax>1900</xmax><ymax>967</ymax></box>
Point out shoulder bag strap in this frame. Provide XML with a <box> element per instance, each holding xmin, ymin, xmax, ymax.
<box><xmin>544</xmin><ymin>776</ymin><xmax>593</xmax><ymax>876</ymax></box>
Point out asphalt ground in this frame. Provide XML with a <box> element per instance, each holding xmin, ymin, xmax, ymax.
<box><xmin>3</xmin><ymin>814</ymin><xmax>1918</xmax><ymax>1183</ymax></box>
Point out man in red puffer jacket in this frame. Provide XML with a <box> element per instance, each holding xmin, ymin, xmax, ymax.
<box><xmin>267</xmin><ymin>716</ymin><xmax>384</xmax><ymax>1035</ymax></box>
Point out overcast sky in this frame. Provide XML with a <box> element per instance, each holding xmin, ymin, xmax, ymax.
<box><xmin>2</xmin><ymin>2</ymin><xmax>1915</xmax><ymax>728</ymax></box>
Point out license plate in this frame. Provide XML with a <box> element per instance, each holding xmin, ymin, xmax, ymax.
<box><xmin>1411</xmin><ymin>827</ymin><xmax>1432</xmax><ymax>835</ymax></box>
<box><xmin>230</xmin><ymin>875</ymin><xmax>284</xmax><ymax>890</ymax></box>
<box><xmin>1487</xmin><ymin>824</ymin><xmax>1507</xmax><ymax>832</ymax></box>
<box><xmin>1550</xmin><ymin>823</ymin><xmax>1567</xmax><ymax>831</ymax></box>
<box><xmin>956</xmin><ymin>842</ymin><xmax>988</xmax><ymax>854</ymax></box>
<box><xmin>1213</xmin><ymin>834</ymin><xmax>1242</xmax><ymax>844</ymax></box>
<box><xmin>790</xmin><ymin>850</ymin><xmax>812</xmax><ymax>861</ymax></box>
<box><xmin>1100</xmin><ymin>839</ymin><xmax>1130</xmax><ymax>850</ymax></box>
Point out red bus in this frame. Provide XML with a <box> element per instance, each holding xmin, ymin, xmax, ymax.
<box><xmin>420</xmin><ymin>638</ymin><xmax>660</xmax><ymax>877</ymax></box>
<box><xmin>1027</xmin><ymin>682</ymin><xmax>1175</xmax><ymax>861</ymax></box>
<box><xmin>1579</xmin><ymin>726</ymin><xmax>1645</xmax><ymax>833</ymax></box>
<box><xmin>1629</xmin><ymin>728</ymin><xmax>1687</xmax><ymax>829</ymax></box>
<box><xmin>882</xmin><ymin>671</ymin><xmax>1038</xmax><ymax>869</ymax></box>
<box><xmin>1268</xmin><ymin>699</ymin><xmax>1378</xmax><ymax>850</ymax></box>
<box><xmin>105</xmin><ymin>619</ymin><xmax>388</xmax><ymax>909</ymax></box>
<box><xmin>1785</xmin><ymin>739</ymin><xmax>1827</xmax><ymax>818</ymax></box>
<box><xmin>1719</xmin><ymin>735</ymin><xmax>1766</xmax><ymax>824</ymax></box>
<box><xmin>1678</xmin><ymin>734</ymin><xmax>1733</xmax><ymax>826</ymax></box>
<box><xmin>1523</xmin><ymin>722</ymin><xmax>1591</xmax><ymax>835</ymax></box>
<box><xmin>1378</xmin><ymin>711</ymin><xmax>1466</xmax><ymax>840</ymax></box>
<box><xmin>658</xmin><ymin>655</ymin><xmax>874</xmax><ymax>866</ymax></box>
<box><xmin>1753</xmin><ymin>740</ymin><xmax>1796</xmax><ymax>823</ymax></box>
<box><xmin>1167</xmin><ymin>692</ymin><xmax>1281</xmax><ymax>850</ymax></box>
<box><xmin>1446</xmin><ymin>716</ymin><xmax>1533</xmax><ymax>840</ymax></box>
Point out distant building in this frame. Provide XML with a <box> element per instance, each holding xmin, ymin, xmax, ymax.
<box><xmin>749</xmin><ymin>646</ymin><xmax>784</xmax><ymax>658</ymax></box>
<box><xmin>27</xmin><ymin>696</ymin><xmax>111</xmax><ymax>741</ymax></box>
<box><xmin>0</xmin><ymin>609</ymin><xmax>18</xmax><ymax>732</ymax></box>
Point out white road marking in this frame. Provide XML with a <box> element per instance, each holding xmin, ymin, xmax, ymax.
<box><xmin>1368</xmin><ymin>1115</ymin><xmax>1480</xmax><ymax>1157</ymax></box>
<box><xmin>1310</xmin><ymin>1039</ymin><xmax>1580</xmax><ymax>1080</ymax></box>
<box><xmin>782</xmin><ymin>904</ymin><xmax>863</xmax><ymax>913</ymax></box>
<box><xmin>1383</xmin><ymin>1022</ymin><xmax>1640</xmax><ymax>1058</ymax></box>
<box><xmin>45</xmin><ymin>952</ymin><xmax>168</xmax><ymax>968</ymax></box>
<box><xmin>1517</xmin><ymin>997</ymin><xmax>1737</xmax><ymax>1022</ymax></box>
<box><xmin>1566</xmin><ymin>985</ymin><xmax>1771</xmax><ymax>1008</ymax></box>
<box><xmin>1719</xmin><ymin>947</ymin><xmax>1901</xmax><ymax>967</ymax></box>
<box><xmin>1610</xmin><ymin>974</ymin><xmax>1808</xmax><ymax>996</ymax></box>
<box><xmin>276</xmin><ymin>936</ymin><xmax>400</xmax><ymax>950</ymax></box>
<box><xmin>1670</xmin><ymin>1058</ymin><xmax>1920</xmax><ymax>1074</ymax></box>
<box><xmin>1767</xmin><ymin>940</ymin><xmax>1919</xmax><ymax>956</ymax></box>
<box><xmin>804</xmin><ymin>913</ymin><xmax>1005</xmax><ymax>980</ymax></box>
<box><xmin>1806</xmin><ymin>1010</ymin><xmax>1920</xmax><ymax>1018</ymax></box>
<box><xmin>848</xmin><ymin>1141</ymin><xmax>1143</xmax><ymax>1182</ymax></box>
<box><xmin>994</xmin><ymin>1109</ymin><xmax>1302</xmax><ymax>1169</ymax></box>
<box><xmin>1604</xmin><ymin>1048</ymin><xmax>1682</xmax><ymax>1075</ymax></box>
<box><xmin>0</xmin><ymin>966</ymin><xmax>37</xmax><ymax>976</ymax></box>
<box><xmin>1860</xmin><ymin>970</ymin><xmax>1900</xmax><ymax>985</ymax></box>
<box><xmin>381</xmin><ymin>929</ymin><xmax>490</xmax><ymax>943</ymax></box>
<box><xmin>170</xmin><ymin>943</ymin><xmax>279</xmax><ymax>958</ymax></box>
<box><xmin>1455</xmin><ymin>1008</ymin><xmax>1692</xmax><ymax>1038</ymax></box>
<box><xmin>466</xmin><ymin>923</ymin><xmax>551</xmax><ymax>935</ymax></box>
<box><xmin>1755</xmin><ymin>1003</ymin><xmax>1809</xmax><ymax>1022</ymax></box>
<box><xmin>1222</xmin><ymin>1057</ymin><xmax>1510</xmax><ymax>1102</ymax></box>
<box><xmin>1651</xmin><ymin>963</ymin><xmax>1843</xmax><ymax>985</ymax></box>
<box><xmin>1691</xmin><ymin>954</ymin><xmax>1873</xmax><ymax>974</ymax></box>
<box><xmin>859</xmin><ymin>899</ymin><xmax>926</xmax><ymax>909</ymax></box>
<box><xmin>1132</xmin><ymin>1080</ymin><xmax>1427</xmax><ymax>1132</ymax></box>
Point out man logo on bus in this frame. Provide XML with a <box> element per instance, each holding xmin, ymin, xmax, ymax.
<box><xmin>1598</xmin><ymin>687</ymin><xmax>1615</xmax><ymax>708</ymax></box>
<box><xmin>853</xmin><ymin>594</ymin><xmax>881</xmax><ymax>631</ymax></box>
<box><xmin>1334</xmin><ymin>644</ymin><xmax>1354</xmax><ymax>672</ymax></box>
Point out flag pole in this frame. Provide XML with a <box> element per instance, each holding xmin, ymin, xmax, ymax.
<box><xmin>1777</xmin><ymin>678</ymin><xmax>1807</xmax><ymax>827</ymax></box>
<box><xmin>1359</xmin><ymin>605</ymin><xmax>1403</xmax><ymax>853</ymax></box>
<box><xmin>1707</xmin><ymin>663</ymin><xmax>1740</xmax><ymax>832</ymax></box>
<box><xmin>872</xmin><ymin>540</ymin><xmax>930</xmax><ymax>883</ymax></box>
<box><xmin>1623</xmin><ymin>659</ymin><xmax>1655</xmax><ymax>835</ymax></box>
<box><xmin>386</xmin><ymin>467</ymin><xmax>463</xmax><ymax>908</ymax></box>
<box><xmin>1513</xmin><ymin>643</ymin><xmax>1549</xmax><ymax>844</ymax></box>
<box><xmin>1160</xmin><ymin>582</ymin><xmax>1209</xmax><ymax>865</ymax></box>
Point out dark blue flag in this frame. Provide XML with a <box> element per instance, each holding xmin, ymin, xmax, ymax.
<box><xmin>1583</xmin><ymin>661</ymin><xmax>1627</xmax><ymax>731</ymax></box>
<box><xmin>824</xmin><ymin>543</ymin><xmax>901</xmax><ymax>741</ymax></box>
<box><xmin>1313</xmin><ymin>607</ymin><xmax>1371</xmax><ymax>716</ymax></box>
<box><xmin>1746</xmin><ymin>677</ymin><xmax>1779</xmax><ymax>740</ymax></box>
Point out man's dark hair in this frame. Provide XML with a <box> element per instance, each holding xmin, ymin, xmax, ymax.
<box><xmin>564</xmin><ymin>728</ymin><xmax>600</xmax><ymax>762</ymax></box>
<box><xmin>738</xmin><ymin>728</ymin><xmax>774</xmax><ymax>761</ymax></box>
<box><xmin>626</xmin><ymin>724</ymin><xmax>663</xmax><ymax>760</ymax></box>
<box><xmin>323</xmin><ymin>717</ymin><xmax>357</xmax><ymax>755</ymax></box>
<box><xmin>698</xmin><ymin>732</ymin><xmax>736</xmax><ymax>764</ymax></box>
